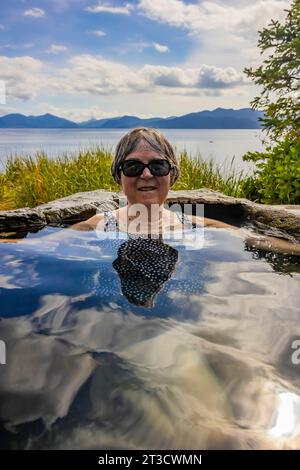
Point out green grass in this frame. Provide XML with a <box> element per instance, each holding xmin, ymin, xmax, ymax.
<box><xmin>0</xmin><ymin>147</ymin><xmax>246</xmax><ymax>210</ymax></box>
<box><xmin>173</xmin><ymin>151</ymin><xmax>244</xmax><ymax>196</ymax></box>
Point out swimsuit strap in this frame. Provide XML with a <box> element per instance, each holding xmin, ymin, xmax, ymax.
<box><xmin>104</xmin><ymin>209</ymin><xmax>196</xmax><ymax>232</ymax></box>
<box><xmin>103</xmin><ymin>210</ymin><xmax>119</xmax><ymax>232</ymax></box>
<box><xmin>103</xmin><ymin>211</ymin><xmax>148</xmax><ymax>239</ymax></box>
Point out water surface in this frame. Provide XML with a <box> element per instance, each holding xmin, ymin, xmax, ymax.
<box><xmin>0</xmin><ymin>226</ymin><xmax>300</xmax><ymax>449</ymax></box>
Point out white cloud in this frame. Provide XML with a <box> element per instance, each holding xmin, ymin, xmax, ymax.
<box><xmin>86</xmin><ymin>1</ymin><xmax>132</xmax><ymax>15</ymax></box>
<box><xmin>140</xmin><ymin>64</ymin><xmax>246</xmax><ymax>90</ymax></box>
<box><xmin>46</xmin><ymin>45</ymin><xmax>68</xmax><ymax>54</ymax></box>
<box><xmin>23</xmin><ymin>8</ymin><xmax>45</xmax><ymax>18</ymax></box>
<box><xmin>138</xmin><ymin>0</ymin><xmax>200</xmax><ymax>29</ymax></box>
<box><xmin>137</xmin><ymin>0</ymin><xmax>290</xmax><ymax>37</ymax></box>
<box><xmin>197</xmin><ymin>64</ymin><xmax>247</xmax><ymax>89</ymax></box>
<box><xmin>62</xmin><ymin>56</ymin><xmax>247</xmax><ymax>96</ymax></box>
<box><xmin>62</xmin><ymin>55</ymin><xmax>246</xmax><ymax>95</ymax></box>
<box><xmin>0</xmin><ymin>56</ymin><xmax>46</xmax><ymax>101</ymax></box>
<box><xmin>60</xmin><ymin>55</ymin><xmax>149</xmax><ymax>94</ymax></box>
<box><xmin>136</xmin><ymin>1</ymin><xmax>290</xmax><ymax>78</ymax></box>
<box><xmin>118</xmin><ymin>41</ymin><xmax>170</xmax><ymax>55</ymax></box>
<box><xmin>90</xmin><ymin>30</ymin><xmax>106</xmax><ymax>36</ymax></box>
<box><xmin>1</xmin><ymin>54</ymin><xmax>248</xmax><ymax>104</ymax></box>
<box><xmin>153</xmin><ymin>42</ymin><xmax>169</xmax><ymax>53</ymax></box>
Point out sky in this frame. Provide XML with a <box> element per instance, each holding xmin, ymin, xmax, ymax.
<box><xmin>0</xmin><ymin>0</ymin><xmax>291</xmax><ymax>121</ymax></box>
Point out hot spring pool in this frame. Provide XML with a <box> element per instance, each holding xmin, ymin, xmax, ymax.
<box><xmin>0</xmin><ymin>226</ymin><xmax>300</xmax><ymax>449</ymax></box>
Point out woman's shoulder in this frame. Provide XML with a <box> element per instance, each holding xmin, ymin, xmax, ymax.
<box><xmin>85</xmin><ymin>213</ymin><xmax>105</xmax><ymax>228</ymax></box>
<box><xmin>72</xmin><ymin>209</ymin><xmax>119</xmax><ymax>231</ymax></box>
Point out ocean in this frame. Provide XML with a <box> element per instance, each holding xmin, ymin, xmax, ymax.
<box><xmin>0</xmin><ymin>128</ymin><xmax>265</xmax><ymax>174</ymax></box>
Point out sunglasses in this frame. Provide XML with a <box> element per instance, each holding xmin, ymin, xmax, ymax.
<box><xmin>120</xmin><ymin>159</ymin><xmax>172</xmax><ymax>177</ymax></box>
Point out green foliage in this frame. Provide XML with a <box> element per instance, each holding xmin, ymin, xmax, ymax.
<box><xmin>0</xmin><ymin>148</ymin><xmax>245</xmax><ymax>210</ymax></box>
<box><xmin>0</xmin><ymin>146</ymin><xmax>119</xmax><ymax>210</ymax></box>
<box><xmin>242</xmin><ymin>0</ymin><xmax>300</xmax><ymax>204</ymax></box>
<box><xmin>244</xmin><ymin>0</ymin><xmax>300</xmax><ymax>142</ymax></box>
<box><xmin>172</xmin><ymin>151</ymin><xmax>244</xmax><ymax>197</ymax></box>
<box><xmin>241</xmin><ymin>138</ymin><xmax>300</xmax><ymax>203</ymax></box>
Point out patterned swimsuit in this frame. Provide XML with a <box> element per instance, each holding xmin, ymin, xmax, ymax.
<box><xmin>103</xmin><ymin>210</ymin><xmax>195</xmax><ymax>232</ymax></box>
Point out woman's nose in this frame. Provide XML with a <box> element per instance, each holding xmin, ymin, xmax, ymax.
<box><xmin>140</xmin><ymin>166</ymin><xmax>153</xmax><ymax>178</ymax></box>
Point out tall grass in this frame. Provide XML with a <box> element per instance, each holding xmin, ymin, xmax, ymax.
<box><xmin>173</xmin><ymin>151</ymin><xmax>244</xmax><ymax>196</ymax></box>
<box><xmin>0</xmin><ymin>147</ymin><xmax>246</xmax><ymax>210</ymax></box>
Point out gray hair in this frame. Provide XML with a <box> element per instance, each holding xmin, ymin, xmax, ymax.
<box><xmin>111</xmin><ymin>127</ymin><xmax>180</xmax><ymax>185</ymax></box>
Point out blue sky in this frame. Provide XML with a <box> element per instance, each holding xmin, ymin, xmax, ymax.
<box><xmin>0</xmin><ymin>0</ymin><xmax>291</xmax><ymax>121</ymax></box>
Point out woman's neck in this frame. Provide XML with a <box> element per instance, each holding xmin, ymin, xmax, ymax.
<box><xmin>116</xmin><ymin>204</ymin><xmax>167</xmax><ymax>234</ymax></box>
<box><xmin>127</xmin><ymin>203</ymin><xmax>165</xmax><ymax>224</ymax></box>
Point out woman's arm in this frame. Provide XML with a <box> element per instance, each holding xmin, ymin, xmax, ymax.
<box><xmin>68</xmin><ymin>220</ymin><xmax>97</xmax><ymax>231</ymax></box>
<box><xmin>192</xmin><ymin>215</ymin><xmax>300</xmax><ymax>256</ymax></box>
<box><xmin>73</xmin><ymin>213</ymin><xmax>105</xmax><ymax>231</ymax></box>
<box><xmin>200</xmin><ymin>216</ymin><xmax>238</xmax><ymax>230</ymax></box>
<box><xmin>191</xmin><ymin>214</ymin><xmax>241</xmax><ymax>230</ymax></box>
<box><xmin>244</xmin><ymin>235</ymin><xmax>300</xmax><ymax>256</ymax></box>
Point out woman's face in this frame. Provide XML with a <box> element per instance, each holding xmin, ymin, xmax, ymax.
<box><xmin>120</xmin><ymin>149</ymin><xmax>171</xmax><ymax>207</ymax></box>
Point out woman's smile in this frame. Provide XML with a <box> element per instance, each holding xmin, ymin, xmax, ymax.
<box><xmin>138</xmin><ymin>186</ymin><xmax>157</xmax><ymax>191</ymax></box>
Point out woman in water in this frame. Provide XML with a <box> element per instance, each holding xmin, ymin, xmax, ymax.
<box><xmin>74</xmin><ymin>127</ymin><xmax>236</xmax><ymax>235</ymax></box>
<box><xmin>72</xmin><ymin>127</ymin><xmax>300</xmax><ymax>255</ymax></box>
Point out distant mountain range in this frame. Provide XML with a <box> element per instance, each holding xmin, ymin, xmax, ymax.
<box><xmin>0</xmin><ymin>108</ymin><xmax>264</xmax><ymax>129</ymax></box>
